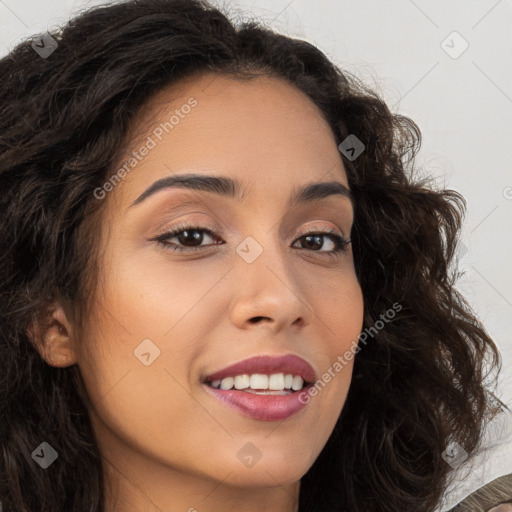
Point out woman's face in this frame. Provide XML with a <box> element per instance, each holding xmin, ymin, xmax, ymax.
<box><xmin>75</xmin><ymin>72</ymin><xmax>364</xmax><ymax>500</ymax></box>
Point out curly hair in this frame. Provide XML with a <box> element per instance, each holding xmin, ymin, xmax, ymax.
<box><xmin>0</xmin><ymin>0</ymin><xmax>502</xmax><ymax>511</ymax></box>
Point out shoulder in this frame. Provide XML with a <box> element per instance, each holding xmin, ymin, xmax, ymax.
<box><xmin>447</xmin><ymin>473</ymin><xmax>512</xmax><ymax>511</ymax></box>
<box><xmin>436</xmin><ymin>407</ymin><xmax>512</xmax><ymax>512</ymax></box>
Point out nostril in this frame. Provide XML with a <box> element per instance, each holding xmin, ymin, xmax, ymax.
<box><xmin>249</xmin><ymin>316</ymin><xmax>268</xmax><ymax>323</ymax></box>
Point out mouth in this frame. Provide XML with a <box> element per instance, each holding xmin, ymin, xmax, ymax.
<box><xmin>201</xmin><ymin>354</ymin><xmax>317</xmax><ymax>421</ymax></box>
<box><xmin>202</xmin><ymin>353</ymin><xmax>317</xmax><ymax>393</ymax></box>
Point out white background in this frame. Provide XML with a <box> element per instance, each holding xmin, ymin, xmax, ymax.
<box><xmin>1</xmin><ymin>0</ymin><xmax>510</xmax><ymax>406</ymax></box>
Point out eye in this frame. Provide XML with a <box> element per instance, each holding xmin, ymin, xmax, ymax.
<box><xmin>150</xmin><ymin>223</ymin><xmax>350</xmax><ymax>258</ymax></box>
<box><xmin>150</xmin><ymin>223</ymin><xmax>222</xmax><ymax>252</ymax></box>
<box><xmin>292</xmin><ymin>226</ymin><xmax>350</xmax><ymax>258</ymax></box>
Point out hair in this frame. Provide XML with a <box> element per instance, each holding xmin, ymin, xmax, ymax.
<box><xmin>0</xmin><ymin>0</ymin><xmax>504</xmax><ymax>510</ymax></box>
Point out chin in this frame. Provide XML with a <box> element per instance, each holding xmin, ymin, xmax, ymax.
<box><xmin>221</xmin><ymin>465</ymin><xmax>307</xmax><ymax>488</ymax></box>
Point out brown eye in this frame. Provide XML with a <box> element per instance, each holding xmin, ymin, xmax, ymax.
<box><xmin>151</xmin><ymin>224</ymin><xmax>222</xmax><ymax>252</ymax></box>
<box><xmin>174</xmin><ymin>228</ymin><xmax>209</xmax><ymax>247</ymax></box>
<box><xmin>292</xmin><ymin>228</ymin><xmax>350</xmax><ymax>255</ymax></box>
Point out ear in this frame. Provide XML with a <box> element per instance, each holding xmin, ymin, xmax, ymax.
<box><xmin>26</xmin><ymin>302</ymin><xmax>78</xmax><ymax>368</ymax></box>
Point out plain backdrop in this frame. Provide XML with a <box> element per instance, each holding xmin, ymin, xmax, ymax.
<box><xmin>1</xmin><ymin>0</ymin><xmax>511</xmax><ymax>407</ymax></box>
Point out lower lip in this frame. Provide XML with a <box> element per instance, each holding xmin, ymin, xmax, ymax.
<box><xmin>202</xmin><ymin>383</ymin><xmax>312</xmax><ymax>421</ymax></box>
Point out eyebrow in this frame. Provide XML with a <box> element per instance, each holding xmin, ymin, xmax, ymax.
<box><xmin>129</xmin><ymin>173</ymin><xmax>354</xmax><ymax>209</ymax></box>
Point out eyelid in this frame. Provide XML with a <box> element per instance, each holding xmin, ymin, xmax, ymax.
<box><xmin>297</xmin><ymin>224</ymin><xmax>348</xmax><ymax>239</ymax></box>
<box><xmin>152</xmin><ymin>219</ymin><xmax>221</xmax><ymax>240</ymax></box>
<box><xmin>151</xmin><ymin>220</ymin><xmax>348</xmax><ymax>243</ymax></box>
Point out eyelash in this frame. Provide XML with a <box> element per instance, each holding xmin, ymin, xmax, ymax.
<box><xmin>150</xmin><ymin>222</ymin><xmax>350</xmax><ymax>260</ymax></box>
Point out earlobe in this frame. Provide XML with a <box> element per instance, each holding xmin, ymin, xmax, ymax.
<box><xmin>26</xmin><ymin>302</ymin><xmax>78</xmax><ymax>368</ymax></box>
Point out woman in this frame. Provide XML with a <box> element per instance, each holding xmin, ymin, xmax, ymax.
<box><xmin>0</xmin><ymin>0</ymin><xmax>509</xmax><ymax>510</ymax></box>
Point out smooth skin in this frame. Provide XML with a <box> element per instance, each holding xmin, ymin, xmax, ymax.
<box><xmin>31</xmin><ymin>72</ymin><xmax>365</xmax><ymax>512</ymax></box>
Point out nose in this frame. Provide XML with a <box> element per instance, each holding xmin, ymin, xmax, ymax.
<box><xmin>228</xmin><ymin>237</ymin><xmax>310</xmax><ymax>332</ymax></box>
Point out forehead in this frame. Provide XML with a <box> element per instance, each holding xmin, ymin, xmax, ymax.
<box><xmin>111</xmin><ymin>72</ymin><xmax>349</xmax><ymax>207</ymax></box>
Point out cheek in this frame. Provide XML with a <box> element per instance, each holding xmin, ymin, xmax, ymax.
<box><xmin>99</xmin><ymin>246</ymin><xmax>218</xmax><ymax>338</ymax></box>
<box><xmin>315</xmin><ymin>271</ymin><xmax>364</xmax><ymax>352</ymax></box>
<box><xmin>306</xmin><ymin>272</ymin><xmax>364</xmax><ymax>409</ymax></box>
<box><xmin>74</xmin><ymin>250</ymin><xmax>221</xmax><ymax>425</ymax></box>
<box><xmin>75</xmin><ymin>291</ymin><xmax>209</xmax><ymax>458</ymax></box>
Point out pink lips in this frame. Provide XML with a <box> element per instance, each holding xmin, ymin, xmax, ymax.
<box><xmin>203</xmin><ymin>354</ymin><xmax>317</xmax><ymax>384</ymax></box>
<box><xmin>202</xmin><ymin>354</ymin><xmax>317</xmax><ymax>422</ymax></box>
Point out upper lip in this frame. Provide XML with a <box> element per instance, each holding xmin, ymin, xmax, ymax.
<box><xmin>203</xmin><ymin>354</ymin><xmax>317</xmax><ymax>384</ymax></box>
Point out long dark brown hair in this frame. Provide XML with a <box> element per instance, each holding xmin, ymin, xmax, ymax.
<box><xmin>0</xmin><ymin>1</ymin><xmax>502</xmax><ymax>510</ymax></box>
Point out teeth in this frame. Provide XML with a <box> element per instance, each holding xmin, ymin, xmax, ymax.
<box><xmin>219</xmin><ymin>377</ymin><xmax>234</xmax><ymax>390</ymax></box>
<box><xmin>209</xmin><ymin>373</ymin><xmax>306</xmax><ymax>391</ymax></box>
<box><xmin>268</xmin><ymin>373</ymin><xmax>285</xmax><ymax>390</ymax></box>
<box><xmin>250</xmin><ymin>374</ymin><xmax>268</xmax><ymax>389</ymax></box>
<box><xmin>291</xmin><ymin>375</ymin><xmax>304</xmax><ymax>391</ymax></box>
<box><xmin>234</xmin><ymin>374</ymin><xmax>250</xmax><ymax>389</ymax></box>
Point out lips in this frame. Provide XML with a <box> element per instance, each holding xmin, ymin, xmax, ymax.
<box><xmin>203</xmin><ymin>354</ymin><xmax>317</xmax><ymax>384</ymax></box>
<box><xmin>203</xmin><ymin>384</ymin><xmax>313</xmax><ymax>421</ymax></box>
